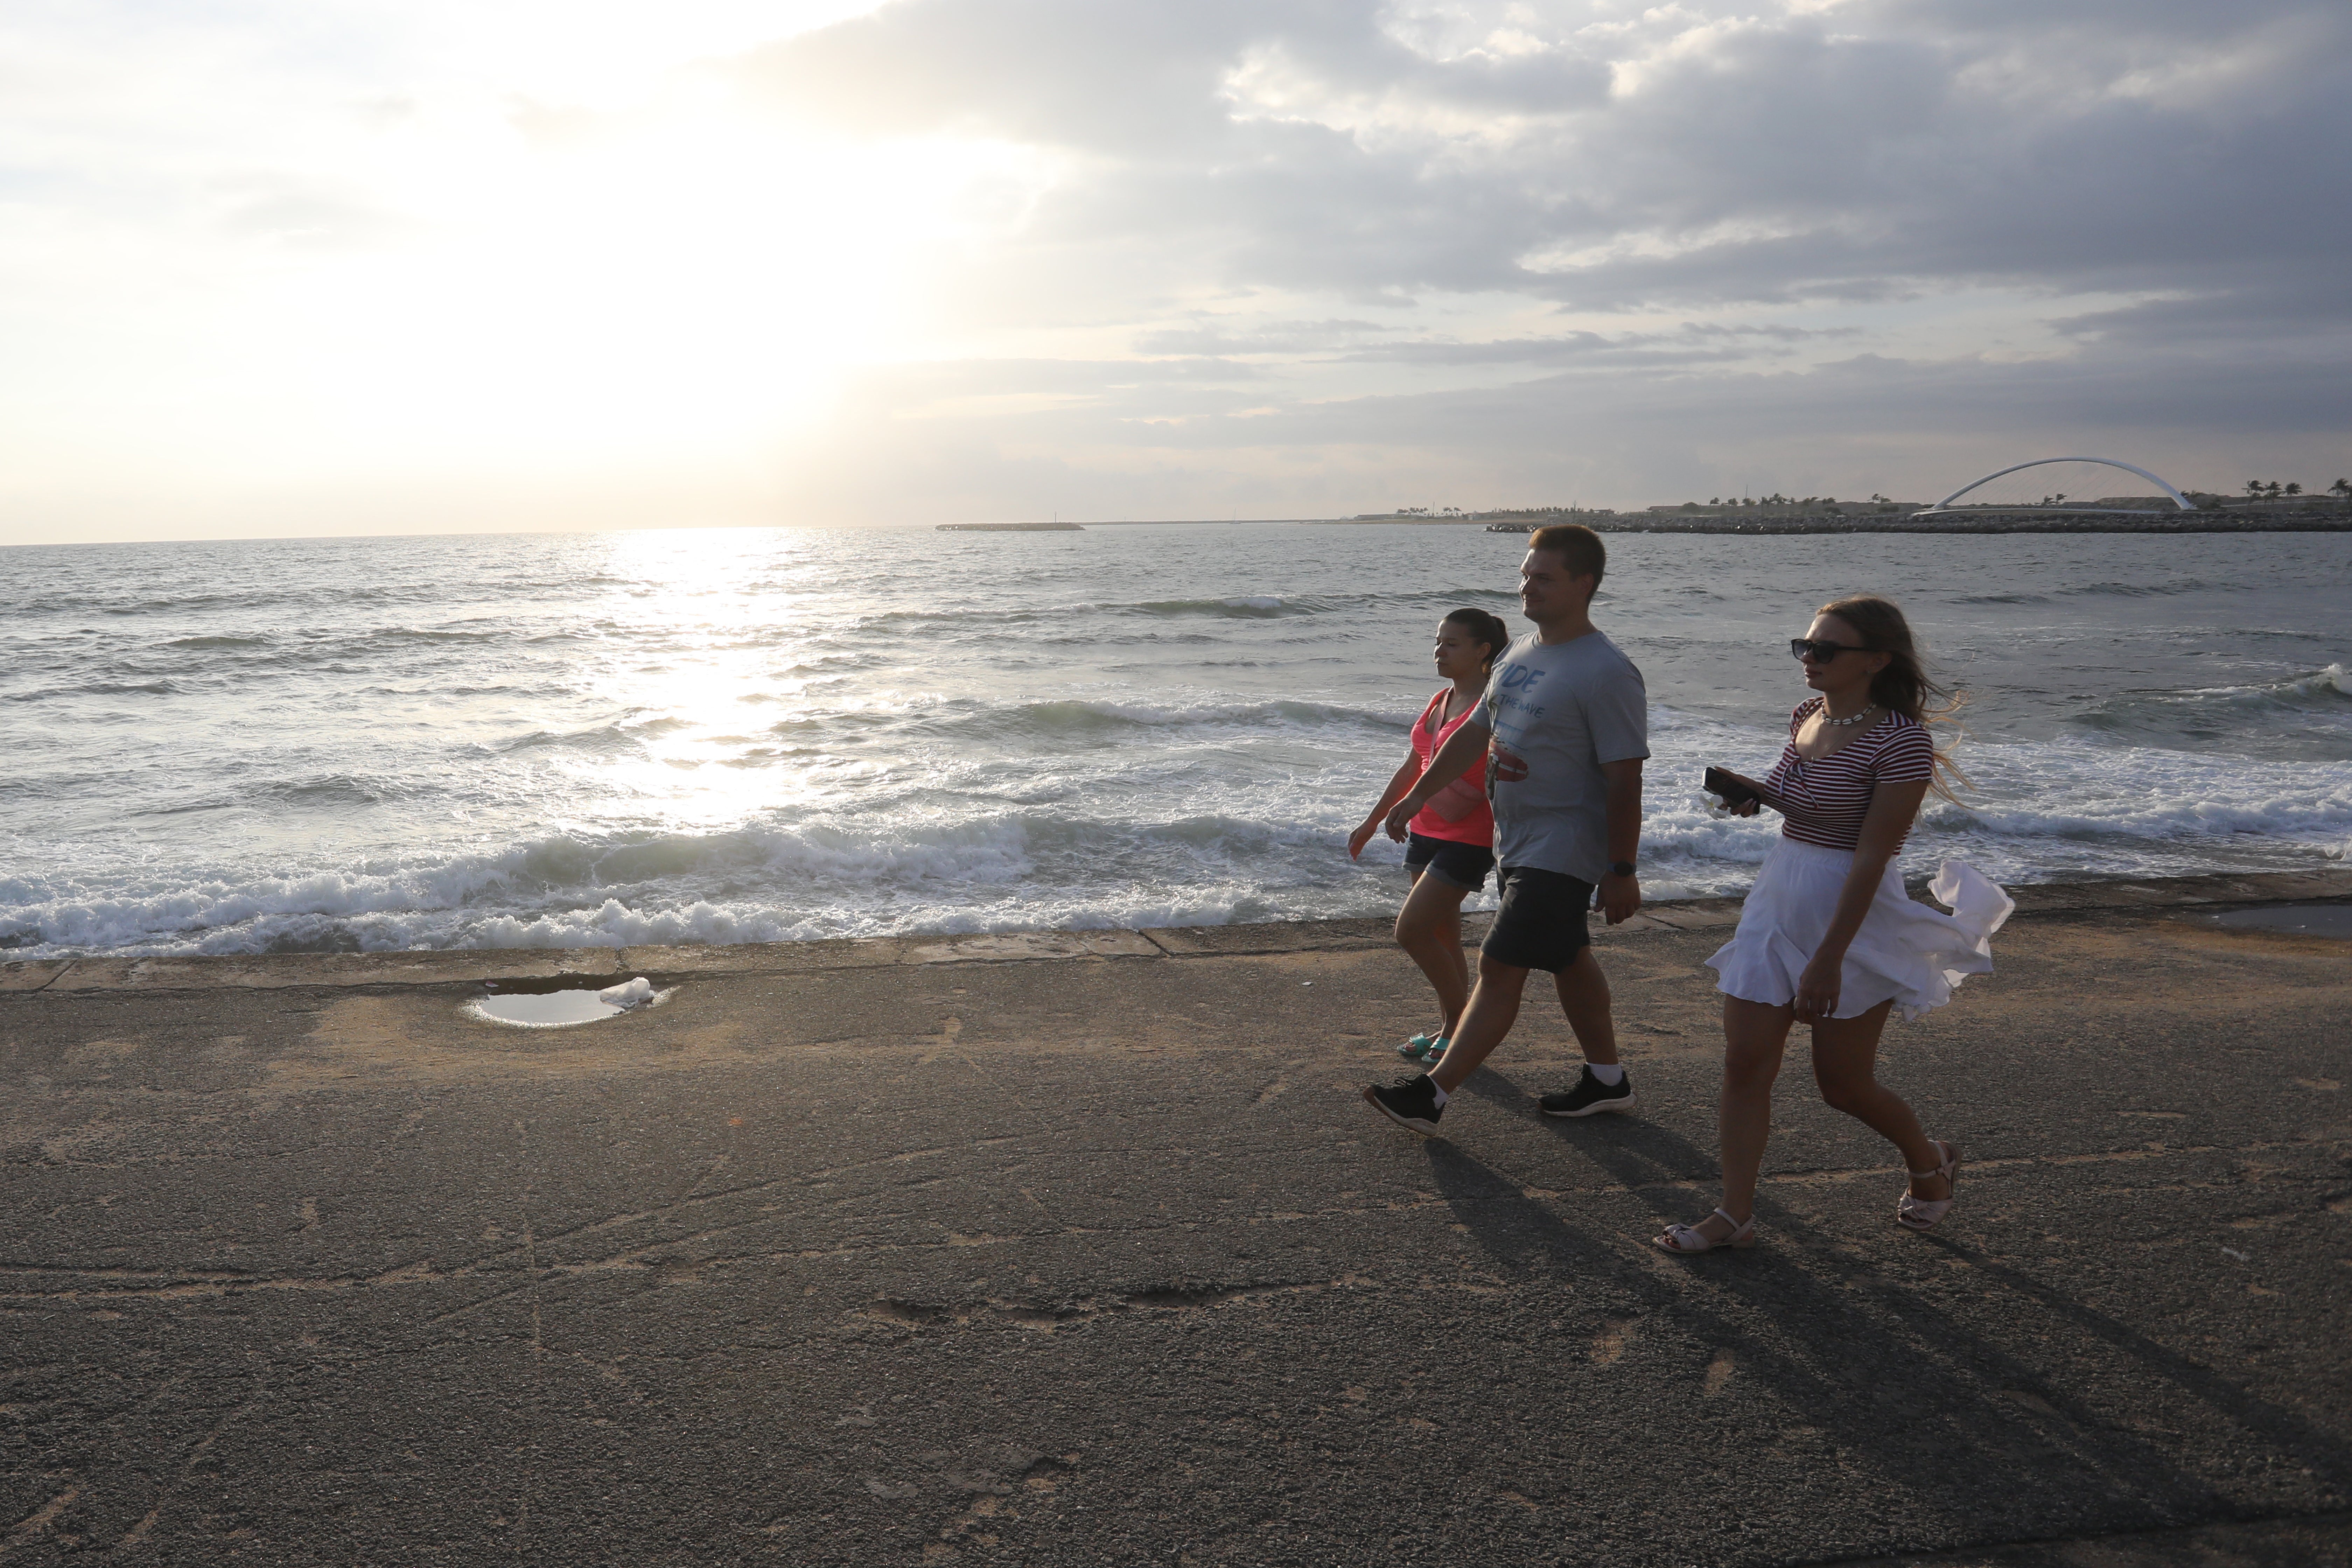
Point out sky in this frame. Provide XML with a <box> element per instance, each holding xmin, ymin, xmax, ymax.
<box><xmin>3</xmin><ymin>0</ymin><xmax>2348</xmax><ymax>544</ymax></box>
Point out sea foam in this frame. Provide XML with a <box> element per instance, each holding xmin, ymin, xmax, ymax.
<box><xmin>4</xmin><ymin>527</ymin><xmax>2348</xmax><ymax>960</ymax></box>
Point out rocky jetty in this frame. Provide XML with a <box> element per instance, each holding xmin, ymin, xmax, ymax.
<box><xmin>1476</xmin><ymin>506</ymin><xmax>2352</xmax><ymax>535</ymax></box>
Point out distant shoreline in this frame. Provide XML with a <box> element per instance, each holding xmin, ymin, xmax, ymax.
<box><xmin>1486</xmin><ymin>513</ymin><xmax>2352</xmax><ymax>536</ymax></box>
<box><xmin>1062</xmin><ymin>513</ymin><xmax>2352</xmax><ymax>534</ymax></box>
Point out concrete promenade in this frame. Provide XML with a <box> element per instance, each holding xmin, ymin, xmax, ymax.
<box><xmin>5</xmin><ymin>870</ymin><xmax>2350</xmax><ymax>1566</ymax></box>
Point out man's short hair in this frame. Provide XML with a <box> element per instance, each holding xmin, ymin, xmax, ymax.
<box><xmin>1528</xmin><ymin>523</ymin><xmax>1606</xmax><ymax>584</ymax></box>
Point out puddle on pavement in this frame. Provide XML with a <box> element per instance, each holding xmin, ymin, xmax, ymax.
<box><xmin>466</xmin><ymin>976</ymin><xmax>671</xmax><ymax>1028</ymax></box>
<box><xmin>2203</xmin><ymin>904</ymin><xmax>2352</xmax><ymax>939</ymax></box>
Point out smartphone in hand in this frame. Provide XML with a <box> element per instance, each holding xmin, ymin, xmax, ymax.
<box><xmin>1704</xmin><ymin>766</ymin><xmax>1762</xmax><ymax>809</ymax></box>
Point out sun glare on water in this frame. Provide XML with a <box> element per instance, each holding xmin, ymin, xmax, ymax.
<box><xmin>577</xmin><ymin>529</ymin><xmax>849</xmax><ymax>833</ymax></box>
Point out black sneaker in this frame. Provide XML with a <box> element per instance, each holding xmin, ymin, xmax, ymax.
<box><xmin>1363</xmin><ymin>1072</ymin><xmax>1445</xmax><ymax>1135</ymax></box>
<box><xmin>1539</xmin><ymin>1066</ymin><xmax>1636</xmax><ymax>1118</ymax></box>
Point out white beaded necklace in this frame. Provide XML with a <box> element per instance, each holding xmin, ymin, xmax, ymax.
<box><xmin>1820</xmin><ymin>701</ymin><xmax>1878</xmax><ymax>728</ymax></box>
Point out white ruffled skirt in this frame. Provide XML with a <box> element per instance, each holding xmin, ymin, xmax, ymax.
<box><xmin>1705</xmin><ymin>838</ymin><xmax>2014</xmax><ymax>1023</ymax></box>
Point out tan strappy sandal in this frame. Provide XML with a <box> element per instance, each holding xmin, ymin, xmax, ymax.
<box><xmin>1653</xmin><ymin>1207</ymin><xmax>1756</xmax><ymax>1254</ymax></box>
<box><xmin>1896</xmin><ymin>1139</ymin><xmax>1960</xmax><ymax>1231</ymax></box>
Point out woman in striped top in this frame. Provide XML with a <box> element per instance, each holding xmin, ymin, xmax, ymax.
<box><xmin>1656</xmin><ymin>596</ymin><xmax>2012</xmax><ymax>1254</ymax></box>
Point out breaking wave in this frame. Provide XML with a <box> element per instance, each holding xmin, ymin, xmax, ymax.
<box><xmin>4</xmin><ymin>526</ymin><xmax>2348</xmax><ymax>959</ymax></box>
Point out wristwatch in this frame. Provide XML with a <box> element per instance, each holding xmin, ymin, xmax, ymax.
<box><xmin>1610</xmin><ymin>861</ymin><xmax>1636</xmax><ymax>878</ymax></box>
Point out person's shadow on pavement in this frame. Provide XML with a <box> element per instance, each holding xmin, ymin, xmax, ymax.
<box><xmin>1418</xmin><ymin>1064</ymin><xmax>2351</xmax><ymax>1532</ymax></box>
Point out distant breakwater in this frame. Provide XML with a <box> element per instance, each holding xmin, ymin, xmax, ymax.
<box><xmin>1474</xmin><ymin>511</ymin><xmax>2352</xmax><ymax>536</ymax></box>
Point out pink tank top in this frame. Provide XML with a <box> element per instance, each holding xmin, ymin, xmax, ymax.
<box><xmin>1408</xmin><ymin>688</ymin><xmax>1494</xmax><ymax>846</ymax></box>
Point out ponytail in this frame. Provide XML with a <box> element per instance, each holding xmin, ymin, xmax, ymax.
<box><xmin>1442</xmin><ymin>607</ymin><xmax>1512</xmax><ymax>672</ymax></box>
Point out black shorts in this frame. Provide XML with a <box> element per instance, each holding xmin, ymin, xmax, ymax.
<box><xmin>1480</xmin><ymin>865</ymin><xmax>1594</xmax><ymax>973</ymax></box>
<box><xmin>1404</xmin><ymin>832</ymin><xmax>1495</xmax><ymax>892</ymax></box>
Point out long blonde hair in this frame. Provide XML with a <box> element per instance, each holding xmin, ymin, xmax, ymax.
<box><xmin>1818</xmin><ymin>594</ymin><xmax>1969</xmax><ymax>802</ymax></box>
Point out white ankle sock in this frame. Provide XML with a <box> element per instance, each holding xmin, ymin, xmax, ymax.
<box><xmin>1587</xmin><ymin>1063</ymin><xmax>1625</xmax><ymax>1085</ymax></box>
<box><xmin>1427</xmin><ymin>1080</ymin><xmax>1449</xmax><ymax>1106</ymax></box>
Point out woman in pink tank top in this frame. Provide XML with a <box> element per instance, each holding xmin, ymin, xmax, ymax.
<box><xmin>1657</xmin><ymin>596</ymin><xmax>2011</xmax><ymax>1255</ymax></box>
<box><xmin>1349</xmin><ymin>608</ymin><xmax>1510</xmax><ymax>1065</ymax></box>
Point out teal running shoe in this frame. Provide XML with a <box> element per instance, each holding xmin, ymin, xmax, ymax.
<box><xmin>1398</xmin><ymin>1032</ymin><xmax>1439</xmax><ymax>1059</ymax></box>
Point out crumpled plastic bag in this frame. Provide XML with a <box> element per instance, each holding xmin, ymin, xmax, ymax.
<box><xmin>598</xmin><ymin>976</ymin><xmax>656</xmax><ymax>1008</ymax></box>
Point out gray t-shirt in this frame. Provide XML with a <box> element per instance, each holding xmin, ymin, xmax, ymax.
<box><xmin>1474</xmin><ymin>630</ymin><xmax>1650</xmax><ymax>882</ymax></box>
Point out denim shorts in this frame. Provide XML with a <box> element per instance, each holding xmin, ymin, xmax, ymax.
<box><xmin>1404</xmin><ymin>832</ymin><xmax>1496</xmax><ymax>892</ymax></box>
<box><xmin>1479</xmin><ymin>864</ymin><xmax>1595</xmax><ymax>973</ymax></box>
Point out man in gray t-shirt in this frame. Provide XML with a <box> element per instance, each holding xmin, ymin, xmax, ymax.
<box><xmin>1481</xmin><ymin>628</ymin><xmax>1649</xmax><ymax>884</ymax></box>
<box><xmin>1364</xmin><ymin>524</ymin><xmax>1650</xmax><ymax>1135</ymax></box>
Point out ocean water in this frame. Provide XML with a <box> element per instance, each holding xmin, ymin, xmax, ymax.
<box><xmin>2</xmin><ymin>525</ymin><xmax>2347</xmax><ymax>960</ymax></box>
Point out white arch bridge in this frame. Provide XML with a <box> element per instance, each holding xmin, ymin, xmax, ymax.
<box><xmin>1918</xmin><ymin>457</ymin><xmax>2194</xmax><ymax>516</ymax></box>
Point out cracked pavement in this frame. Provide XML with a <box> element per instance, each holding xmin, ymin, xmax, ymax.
<box><xmin>3</xmin><ymin>878</ymin><xmax>2350</xmax><ymax>1565</ymax></box>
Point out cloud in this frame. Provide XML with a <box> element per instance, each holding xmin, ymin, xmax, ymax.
<box><xmin>742</xmin><ymin>0</ymin><xmax>2352</xmax><ymax>315</ymax></box>
<box><xmin>1</xmin><ymin>0</ymin><xmax>2345</xmax><ymax>540</ymax></box>
<box><xmin>718</xmin><ymin>0</ymin><xmax>2352</xmax><ymax>516</ymax></box>
<box><xmin>1130</xmin><ymin>319</ymin><xmax>1391</xmax><ymax>356</ymax></box>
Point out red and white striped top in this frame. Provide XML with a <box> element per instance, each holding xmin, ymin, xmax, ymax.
<box><xmin>1764</xmin><ymin>698</ymin><xmax>1936</xmax><ymax>851</ymax></box>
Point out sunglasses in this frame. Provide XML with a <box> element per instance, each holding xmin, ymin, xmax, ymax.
<box><xmin>1790</xmin><ymin>637</ymin><xmax>1870</xmax><ymax>662</ymax></box>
